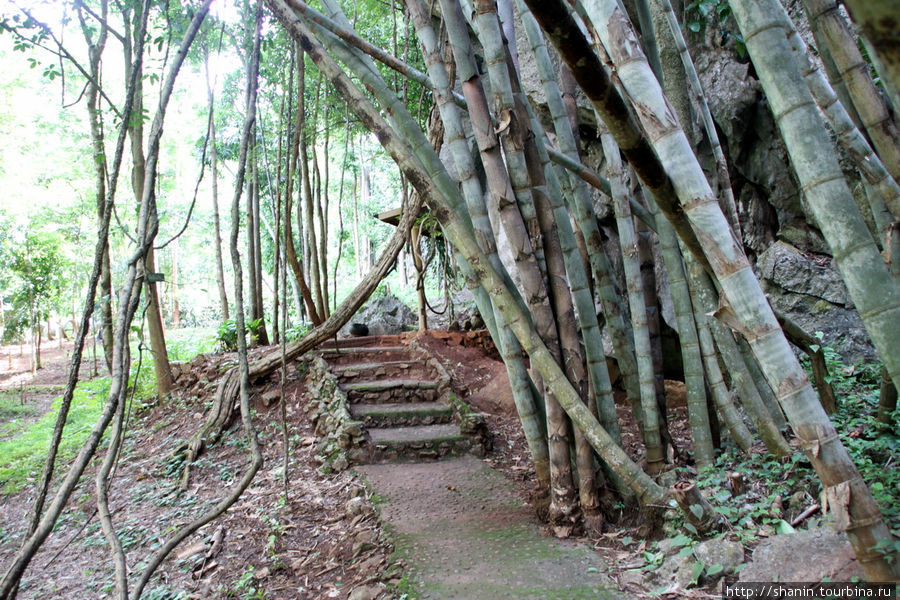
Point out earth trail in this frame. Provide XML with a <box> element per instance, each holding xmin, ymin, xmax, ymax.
<box><xmin>357</xmin><ymin>456</ymin><xmax>622</xmax><ymax>599</ymax></box>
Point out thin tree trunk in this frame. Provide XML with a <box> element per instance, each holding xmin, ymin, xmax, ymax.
<box><xmin>206</xmin><ymin>53</ymin><xmax>230</xmax><ymax>321</ymax></box>
<box><xmin>301</xmin><ymin>73</ymin><xmax>324</xmax><ymax>319</ymax></box>
<box><xmin>283</xmin><ymin>46</ymin><xmax>322</xmax><ymax>325</ymax></box>
<box><xmin>126</xmin><ymin>29</ymin><xmax>172</xmax><ymax>398</ymax></box>
<box><xmin>81</xmin><ymin>2</ymin><xmax>115</xmax><ymax>373</ymax></box>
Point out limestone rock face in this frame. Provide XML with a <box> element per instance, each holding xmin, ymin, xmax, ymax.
<box><xmin>756</xmin><ymin>241</ymin><xmax>874</xmax><ymax>363</ymax></box>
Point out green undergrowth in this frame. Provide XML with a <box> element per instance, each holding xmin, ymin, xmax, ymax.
<box><xmin>670</xmin><ymin>346</ymin><xmax>899</xmax><ymax>560</ymax></box>
<box><xmin>0</xmin><ymin>387</ymin><xmax>43</xmax><ymax>437</ymax></box>
<box><xmin>0</xmin><ymin>367</ymin><xmax>155</xmax><ymax>494</ymax></box>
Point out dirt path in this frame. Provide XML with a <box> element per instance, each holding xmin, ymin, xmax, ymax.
<box><xmin>357</xmin><ymin>456</ymin><xmax>621</xmax><ymax>599</ymax></box>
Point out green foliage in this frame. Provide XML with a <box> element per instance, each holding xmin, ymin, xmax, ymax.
<box><xmin>143</xmin><ymin>586</ymin><xmax>189</xmax><ymax>600</ymax></box>
<box><xmin>166</xmin><ymin>327</ymin><xmax>217</xmax><ymax>361</ymax></box>
<box><xmin>684</xmin><ymin>0</ymin><xmax>747</xmax><ymax>59</ymax></box>
<box><xmin>284</xmin><ymin>322</ymin><xmax>312</xmax><ymax>342</ymax></box>
<box><xmin>1</xmin><ymin>226</ymin><xmax>69</xmax><ymax>343</ymax></box>
<box><xmin>216</xmin><ymin>318</ymin><xmax>264</xmax><ymax>351</ymax></box>
<box><xmin>228</xmin><ymin>566</ymin><xmax>268</xmax><ymax>600</ymax></box>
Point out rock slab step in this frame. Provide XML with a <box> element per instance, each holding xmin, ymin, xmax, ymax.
<box><xmin>350</xmin><ymin>401</ymin><xmax>453</xmax><ymax>427</ymax></box>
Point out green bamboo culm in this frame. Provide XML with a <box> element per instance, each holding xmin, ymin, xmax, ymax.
<box><xmin>602</xmin><ymin>131</ymin><xmax>665</xmax><ymax>473</ymax></box>
<box><xmin>650</xmin><ymin>200</ymin><xmax>715</xmax><ymax>469</ymax></box>
<box><xmin>515</xmin><ymin>0</ymin><xmax>643</xmax><ymax>424</ymax></box>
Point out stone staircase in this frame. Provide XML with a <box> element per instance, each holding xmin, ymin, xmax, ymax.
<box><xmin>317</xmin><ymin>337</ymin><xmax>488</xmax><ymax>465</ymax></box>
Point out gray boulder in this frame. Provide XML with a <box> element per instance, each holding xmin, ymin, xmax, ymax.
<box><xmin>693</xmin><ymin>537</ymin><xmax>744</xmax><ymax>575</ymax></box>
<box><xmin>739</xmin><ymin>528</ymin><xmax>863</xmax><ymax>582</ymax></box>
<box><xmin>342</xmin><ymin>295</ymin><xmax>416</xmax><ymax>337</ymax></box>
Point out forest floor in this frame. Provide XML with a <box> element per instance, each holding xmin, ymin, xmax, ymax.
<box><xmin>0</xmin><ymin>332</ymin><xmax>847</xmax><ymax>600</ymax></box>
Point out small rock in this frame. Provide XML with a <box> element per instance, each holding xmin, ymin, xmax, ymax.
<box><xmin>652</xmin><ymin>552</ymin><xmax>696</xmax><ymax>590</ymax></box>
<box><xmin>355</xmin><ymin>529</ymin><xmax>376</xmax><ymax>545</ymax></box>
<box><xmin>345</xmin><ymin>497</ymin><xmax>368</xmax><ymax>518</ymax></box>
<box><xmin>348</xmin><ymin>584</ymin><xmax>383</xmax><ymax>600</ymax></box>
<box><xmin>618</xmin><ymin>569</ymin><xmax>648</xmax><ymax>589</ymax></box>
<box><xmin>331</xmin><ymin>454</ymin><xmax>349</xmax><ymax>471</ymax></box>
<box><xmin>352</xmin><ymin>541</ymin><xmax>376</xmax><ymax>557</ymax></box>
<box><xmin>693</xmin><ymin>537</ymin><xmax>744</xmax><ymax>575</ymax></box>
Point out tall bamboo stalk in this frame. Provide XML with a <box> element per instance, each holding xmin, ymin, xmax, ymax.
<box><xmin>405</xmin><ymin>0</ymin><xmax>551</xmax><ymax>487</ymax></box>
<box><xmin>432</xmin><ymin>0</ymin><xmax>579</xmax><ymax>523</ymax></box>
<box><xmin>656</xmin><ymin>0</ymin><xmax>741</xmax><ymax>236</ymax></box>
<box><xmin>785</xmin><ymin>24</ymin><xmax>900</xmax><ymax>220</ymax></box>
<box><xmin>469</xmin><ymin>0</ymin><xmax>581</xmax><ymax>528</ymax></box>
<box><xmin>603</xmin><ymin>132</ymin><xmax>665</xmax><ymax>472</ymax></box>
<box><xmin>651</xmin><ymin>200</ymin><xmax>715</xmax><ymax>469</ymax></box>
<box><xmin>801</xmin><ymin>0</ymin><xmax>900</xmax><ymax>181</ymax></box>
<box><xmin>515</xmin><ymin>0</ymin><xmax>643</xmax><ymax>417</ymax></box>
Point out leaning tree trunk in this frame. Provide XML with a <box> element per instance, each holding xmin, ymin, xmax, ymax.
<box><xmin>801</xmin><ymin>0</ymin><xmax>900</xmax><ymax>181</ymax></box>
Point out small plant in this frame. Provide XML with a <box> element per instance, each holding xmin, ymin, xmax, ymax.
<box><xmin>216</xmin><ymin>318</ymin><xmax>264</xmax><ymax>351</ymax></box>
<box><xmin>232</xmin><ymin>566</ymin><xmax>267</xmax><ymax>600</ymax></box>
<box><xmin>684</xmin><ymin>0</ymin><xmax>747</xmax><ymax>59</ymax></box>
<box><xmin>144</xmin><ymin>586</ymin><xmax>188</xmax><ymax>600</ymax></box>
<box><xmin>284</xmin><ymin>322</ymin><xmax>311</xmax><ymax>341</ymax></box>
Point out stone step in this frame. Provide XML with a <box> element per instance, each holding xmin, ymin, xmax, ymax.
<box><xmin>334</xmin><ymin>360</ymin><xmax>437</xmax><ymax>383</ymax></box>
<box><xmin>343</xmin><ymin>378</ymin><xmax>442</xmax><ymax>404</ymax></box>
<box><xmin>351</xmin><ymin>424</ymin><xmax>473</xmax><ymax>464</ymax></box>
<box><xmin>350</xmin><ymin>401</ymin><xmax>454</xmax><ymax>427</ymax></box>
<box><xmin>322</xmin><ymin>347</ymin><xmax>415</xmax><ymax>367</ymax></box>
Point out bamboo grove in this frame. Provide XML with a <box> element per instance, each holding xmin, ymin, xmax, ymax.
<box><xmin>1</xmin><ymin>0</ymin><xmax>898</xmax><ymax>595</ymax></box>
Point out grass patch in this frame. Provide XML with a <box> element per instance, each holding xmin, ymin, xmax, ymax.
<box><xmin>0</xmin><ymin>379</ymin><xmax>107</xmax><ymax>494</ymax></box>
<box><xmin>0</xmin><ymin>365</ymin><xmax>157</xmax><ymax>495</ymax></box>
